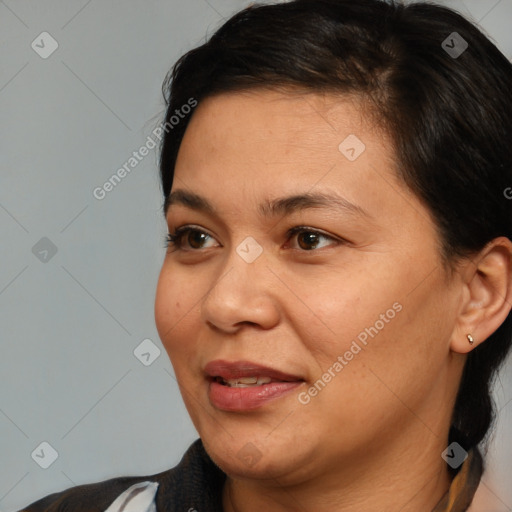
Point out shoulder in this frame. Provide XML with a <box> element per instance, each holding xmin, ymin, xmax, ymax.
<box><xmin>18</xmin><ymin>477</ymin><xmax>160</xmax><ymax>512</ymax></box>
<box><xmin>18</xmin><ymin>468</ymin><xmax>165</xmax><ymax>512</ymax></box>
<box><xmin>17</xmin><ymin>439</ymin><xmax>226</xmax><ymax>512</ymax></box>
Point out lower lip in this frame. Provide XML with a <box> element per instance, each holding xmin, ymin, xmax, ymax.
<box><xmin>208</xmin><ymin>380</ymin><xmax>303</xmax><ymax>411</ymax></box>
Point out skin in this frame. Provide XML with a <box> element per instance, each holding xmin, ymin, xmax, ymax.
<box><xmin>154</xmin><ymin>89</ymin><xmax>512</xmax><ymax>511</ymax></box>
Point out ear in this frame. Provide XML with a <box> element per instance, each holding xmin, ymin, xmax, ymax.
<box><xmin>451</xmin><ymin>237</ymin><xmax>512</xmax><ymax>354</ymax></box>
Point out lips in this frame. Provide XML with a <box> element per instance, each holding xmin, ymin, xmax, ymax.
<box><xmin>204</xmin><ymin>359</ymin><xmax>305</xmax><ymax>411</ymax></box>
<box><xmin>204</xmin><ymin>359</ymin><xmax>303</xmax><ymax>382</ymax></box>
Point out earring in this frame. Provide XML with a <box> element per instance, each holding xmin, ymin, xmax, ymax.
<box><xmin>467</xmin><ymin>334</ymin><xmax>475</xmax><ymax>345</ymax></box>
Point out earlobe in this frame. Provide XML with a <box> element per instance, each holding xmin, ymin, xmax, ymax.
<box><xmin>450</xmin><ymin>237</ymin><xmax>512</xmax><ymax>354</ymax></box>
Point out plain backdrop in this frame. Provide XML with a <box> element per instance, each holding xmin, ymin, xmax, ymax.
<box><xmin>1</xmin><ymin>1</ymin><xmax>511</xmax><ymax>510</ymax></box>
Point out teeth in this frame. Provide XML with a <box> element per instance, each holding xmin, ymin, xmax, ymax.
<box><xmin>220</xmin><ymin>376</ymin><xmax>274</xmax><ymax>387</ymax></box>
<box><xmin>237</xmin><ymin>377</ymin><xmax>258</xmax><ymax>384</ymax></box>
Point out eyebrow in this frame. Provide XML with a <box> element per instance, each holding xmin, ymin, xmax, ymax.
<box><xmin>164</xmin><ymin>189</ymin><xmax>371</xmax><ymax>220</ymax></box>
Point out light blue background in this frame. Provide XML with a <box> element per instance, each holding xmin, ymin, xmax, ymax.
<box><xmin>1</xmin><ymin>1</ymin><xmax>511</xmax><ymax>510</ymax></box>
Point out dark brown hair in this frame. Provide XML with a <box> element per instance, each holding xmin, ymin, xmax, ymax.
<box><xmin>158</xmin><ymin>0</ymin><xmax>512</xmax><ymax>472</ymax></box>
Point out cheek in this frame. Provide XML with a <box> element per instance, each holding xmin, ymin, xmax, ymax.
<box><xmin>278</xmin><ymin>261</ymin><xmax>399</xmax><ymax>360</ymax></box>
<box><xmin>154</xmin><ymin>265</ymin><xmax>203</xmax><ymax>358</ymax></box>
<box><xmin>289</xmin><ymin>252</ymin><xmax>451</xmax><ymax>388</ymax></box>
<box><xmin>317</xmin><ymin>273</ymin><xmax>454</xmax><ymax>416</ymax></box>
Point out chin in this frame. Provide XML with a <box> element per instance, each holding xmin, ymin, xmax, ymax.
<box><xmin>205</xmin><ymin>441</ymin><xmax>287</xmax><ymax>479</ymax></box>
<box><xmin>200</xmin><ymin>426</ymin><xmax>312</xmax><ymax>482</ymax></box>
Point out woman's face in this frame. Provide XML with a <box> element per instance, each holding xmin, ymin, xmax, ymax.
<box><xmin>155</xmin><ymin>89</ymin><xmax>463</xmax><ymax>483</ymax></box>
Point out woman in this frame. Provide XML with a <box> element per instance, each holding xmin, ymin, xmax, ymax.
<box><xmin>19</xmin><ymin>0</ymin><xmax>512</xmax><ymax>510</ymax></box>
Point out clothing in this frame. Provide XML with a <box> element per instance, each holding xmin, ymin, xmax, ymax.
<box><xmin>433</xmin><ymin>447</ymin><xmax>483</xmax><ymax>512</ymax></box>
<box><xmin>19</xmin><ymin>439</ymin><xmax>226</xmax><ymax>512</ymax></box>
<box><xmin>18</xmin><ymin>439</ymin><xmax>482</xmax><ymax>512</ymax></box>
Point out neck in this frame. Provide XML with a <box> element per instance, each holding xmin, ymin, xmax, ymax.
<box><xmin>222</xmin><ymin>432</ymin><xmax>452</xmax><ymax>512</ymax></box>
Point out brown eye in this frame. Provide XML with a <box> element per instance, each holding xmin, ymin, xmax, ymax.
<box><xmin>187</xmin><ymin>230</ymin><xmax>209</xmax><ymax>249</ymax></box>
<box><xmin>287</xmin><ymin>227</ymin><xmax>340</xmax><ymax>251</ymax></box>
<box><xmin>297</xmin><ymin>231</ymin><xmax>321</xmax><ymax>250</ymax></box>
<box><xmin>166</xmin><ymin>227</ymin><xmax>219</xmax><ymax>251</ymax></box>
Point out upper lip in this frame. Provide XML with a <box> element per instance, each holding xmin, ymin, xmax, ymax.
<box><xmin>204</xmin><ymin>359</ymin><xmax>304</xmax><ymax>382</ymax></box>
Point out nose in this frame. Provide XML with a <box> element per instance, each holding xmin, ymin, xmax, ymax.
<box><xmin>200</xmin><ymin>250</ymin><xmax>281</xmax><ymax>334</ymax></box>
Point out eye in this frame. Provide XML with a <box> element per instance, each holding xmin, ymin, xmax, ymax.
<box><xmin>285</xmin><ymin>226</ymin><xmax>340</xmax><ymax>251</ymax></box>
<box><xmin>165</xmin><ymin>226</ymin><xmax>219</xmax><ymax>251</ymax></box>
<box><xmin>164</xmin><ymin>225</ymin><xmax>342</xmax><ymax>253</ymax></box>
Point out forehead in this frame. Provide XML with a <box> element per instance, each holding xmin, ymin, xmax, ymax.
<box><xmin>171</xmin><ymin>89</ymin><xmax>399</xmax><ymax>216</ymax></box>
<box><xmin>178</xmin><ymin>89</ymin><xmax>381</xmax><ymax>164</ymax></box>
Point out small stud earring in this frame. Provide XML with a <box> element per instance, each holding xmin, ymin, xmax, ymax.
<box><xmin>467</xmin><ymin>334</ymin><xmax>475</xmax><ymax>345</ymax></box>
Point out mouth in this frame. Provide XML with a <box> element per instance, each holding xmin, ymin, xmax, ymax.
<box><xmin>204</xmin><ymin>359</ymin><xmax>304</xmax><ymax>384</ymax></box>
<box><xmin>213</xmin><ymin>375</ymin><xmax>281</xmax><ymax>387</ymax></box>
<box><xmin>204</xmin><ymin>359</ymin><xmax>305</xmax><ymax>411</ymax></box>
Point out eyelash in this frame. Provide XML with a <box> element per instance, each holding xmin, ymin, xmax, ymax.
<box><xmin>164</xmin><ymin>225</ymin><xmax>342</xmax><ymax>252</ymax></box>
